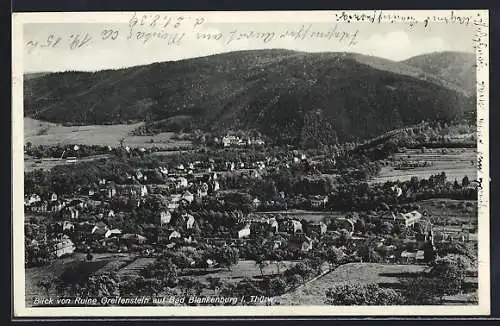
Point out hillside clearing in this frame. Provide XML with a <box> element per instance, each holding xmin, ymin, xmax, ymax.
<box><xmin>371</xmin><ymin>148</ymin><xmax>477</xmax><ymax>184</ymax></box>
<box><xmin>276</xmin><ymin>263</ymin><xmax>428</xmax><ymax>305</ymax></box>
<box><xmin>24</xmin><ymin>118</ymin><xmax>191</xmax><ymax>149</ymax></box>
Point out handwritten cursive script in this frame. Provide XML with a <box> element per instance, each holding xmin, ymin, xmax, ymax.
<box><xmin>24</xmin><ymin>10</ymin><xmax>480</xmax><ymax>56</ymax></box>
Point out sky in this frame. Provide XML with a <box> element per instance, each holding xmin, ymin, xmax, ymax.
<box><xmin>22</xmin><ymin>20</ymin><xmax>475</xmax><ymax>73</ymax></box>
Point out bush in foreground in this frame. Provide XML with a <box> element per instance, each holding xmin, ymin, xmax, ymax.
<box><xmin>325</xmin><ymin>281</ymin><xmax>404</xmax><ymax>305</ymax></box>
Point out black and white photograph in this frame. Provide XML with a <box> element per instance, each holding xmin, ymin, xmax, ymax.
<box><xmin>12</xmin><ymin>10</ymin><xmax>489</xmax><ymax>317</ymax></box>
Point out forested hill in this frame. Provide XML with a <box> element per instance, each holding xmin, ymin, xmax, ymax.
<box><xmin>402</xmin><ymin>51</ymin><xmax>476</xmax><ymax>97</ymax></box>
<box><xmin>24</xmin><ymin>49</ymin><xmax>474</xmax><ymax>146</ymax></box>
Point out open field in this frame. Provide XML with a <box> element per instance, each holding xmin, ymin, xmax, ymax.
<box><xmin>197</xmin><ymin>259</ymin><xmax>297</xmax><ymax>282</ymax></box>
<box><xmin>24</xmin><ymin>153</ymin><xmax>113</xmax><ymax>172</ymax></box>
<box><xmin>113</xmin><ymin>257</ymin><xmax>297</xmax><ymax>297</ymax></box>
<box><xmin>417</xmin><ymin>198</ymin><xmax>478</xmax><ymax>226</ymax></box>
<box><xmin>189</xmin><ymin>260</ymin><xmax>297</xmax><ymax>296</ymax></box>
<box><xmin>116</xmin><ymin>257</ymin><xmax>156</xmax><ymax>278</ymax></box>
<box><xmin>24</xmin><ymin>118</ymin><xmax>191</xmax><ymax>149</ymax></box>
<box><xmin>115</xmin><ymin>258</ymin><xmax>297</xmax><ymax>284</ymax></box>
<box><xmin>371</xmin><ymin>148</ymin><xmax>477</xmax><ymax>184</ymax></box>
<box><xmin>276</xmin><ymin>263</ymin><xmax>428</xmax><ymax>305</ymax></box>
<box><xmin>25</xmin><ymin>253</ymin><xmax>135</xmax><ymax>306</ymax></box>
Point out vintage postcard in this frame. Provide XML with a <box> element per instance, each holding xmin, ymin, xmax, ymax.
<box><xmin>12</xmin><ymin>10</ymin><xmax>489</xmax><ymax>317</ymax></box>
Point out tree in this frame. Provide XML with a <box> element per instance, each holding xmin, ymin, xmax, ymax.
<box><xmin>325</xmin><ymin>281</ymin><xmax>404</xmax><ymax>305</ymax></box>
<box><xmin>301</xmin><ymin>219</ymin><xmax>311</xmax><ymax>234</ymax></box>
<box><xmin>357</xmin><ymin>237</ymin><xmax>380</xmax><ymax>263</ymax></box>
<box><xmin>231</xmin><ymin>277</ymin><xmax>264</xmax><ymax>300</ymax></box>
<box><xmin>254</xmin><ymin>255</ymin><xmax>269</xmax><ymax>277</ymax></box>
<box><xmin>140</xmin><ymin>256</ymin><xmax>178</xmax><ymax>287</ymax></box>
<box><xmin>305</xmin><ymin>256</ymin><xmax>324</xmax><ymax>275</ymax></box>
<box><xmin>219</xmin><ymin>282</ymin><xmax>237</xmax><ymax>298</ymax></box>
<box><xmin>354</xmin><ymin>219</ymin><xmax>366</xmax><ymax>234</ymax></box>
<box><xmin>422</xmin><ymin>241</ymin><xmax>437</xmax><ymax>263</ymax></box>
<box><xmin>400</xmin><ymin>276</ymin><xmax>440</xmax><ymax>305</ymax></box>
<box><xmin>379</xmin><ymin>221</ymin><xmax>394</xmax><ymax>235</ymax></box>
<box><xmin>266</xmin><ymin>277</ymin><xmax>287</xmax><ymax>297</ymax></box>
<box><xmin>336</xmin><ymin>229</ymin><xmax>352</xmax><ymax>247</ymax></box>
<box><xmin>429</xmin><ymin>254</ymin><xmax>469</xmax><ymax>302</ymax></box>
<box><xmin>178</xmin><ymin>277</ymin><xmax>206</xmax><ymax>296</ymax></box>
<box><xmin>140</xmin><ymin>194</ymin><xmax>169</xmax><ymax>223</ymax></box>
<box><xmin>435</xmin><ymin>242</ymin><xmax>476</xmax><ymax>261</ymax></box>
<box><xmin>214</xmin><ymin>246</ymin><xmax>239</xmax><ymax>271</ymax></box>
<box><xmin>120</xmin><ymin>276</ymin><xmax>164</xmax><ymax>296</ymax></box>
<box><xmin>439</xmin><ymin>172</ymin><xmax>447</xmax><ymax>185</ymax></box>
<box><xmin>267</xmin><ymin>248</ymin><xmax>285</xmax><ymax>275</ymax></box>
<box><xmin>206</xmin><ymin>276</ymin><xmax>222</xmax><ymax>295</ymax></box>
<box><xmin>375</xmin><ymin>245</ymin><xmax>391</xmax><ymax>261</ymax></box>
<box><xmin>462</xmin><ymin>176</ymin><xmax>470</xmax><ymax>187</ymax></box>
<box><xmin>325</xmin><ymin>247</ymin><xmax>345</xmax><ymax>269</ymax></box>
<box><xmin>170</xmin><ymin>252</ymin><xmax>192</xmax><ymax>272</ymax></box>
<box><xmin>38</xmin><ymin>276</ymin><xmax>56</xmax><ymax>297</ymax></box>
<box><xmin>409</xmin><ymin>176</ymin><xmax>419</xmax><ymax>191</ymax></box>
<box><xmin>289</xmin><ymin>274</ymin><xmax>303</xmax><ymax>288</ymax></box>
<box><xmin>80</xmin><ymin>273</ymin><xmax>120</xmax><ymax>298</ymax></box>
<box><xmin>263</xmin><ymin>180</ymin><xmax>279</xmax><ymax>200</ymax></box>
<box><xmin>285</xmin><ymin>262</ymin><xmax>313</xmax><ymax>280</ymax></box>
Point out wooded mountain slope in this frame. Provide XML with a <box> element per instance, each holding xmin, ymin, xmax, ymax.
<box><xmin>402</xmin><ymin>51</ymin><xmax>476</xmax><ymax>96</ymax></box>
<box><xmin>24</xmin><ymin>49</ymin><xmax>474</xmax><ymax>145</ymax></box>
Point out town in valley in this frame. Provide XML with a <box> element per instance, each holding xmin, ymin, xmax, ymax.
<box><xmin>23</xmin><ymin>47</ymin><xmax>480</xmax><ymax>307</ymax></box>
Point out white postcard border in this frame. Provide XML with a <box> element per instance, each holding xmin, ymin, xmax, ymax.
<box><xmin>12</xmin><ymin>9</ymin><xmax>490</xmax><ymax>317</ymax></box>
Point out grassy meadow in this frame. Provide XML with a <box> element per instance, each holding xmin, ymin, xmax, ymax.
<box><xmin>371</xmin><ymin>148</ymin><xmax>477</xmax><ymax>184</ymax></box>
<box><xmin>24</xmin><ymin>117</ymin><xmax>191</xmax><ymax>149</ymax></box>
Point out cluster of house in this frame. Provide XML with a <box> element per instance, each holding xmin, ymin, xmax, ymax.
<box><xmin>26</xmin><ymin>195</ymin><xmax>477</xmax><ymax>264</ymax></box>
<box><xmin>379</xmin><ymin>210</ymin><xmax>477</xmax><ymax>244</ymax></box>
<box><xmin>381</xmin><ymin>210</ymin><xmax>423</xmax><ymax>227</ymax></box>
<box><xmin>25</xmin><ymin>174</ymin><xmax>478</xmax><ymax>261</ymax></box>
<box><xmin>24</xmin><ymin>193</ymin><xmax>75</xmax><ymax>214</ymax></box>
<box><xmin>310</xmin><ymin>195</ymin><xmax>329</xmax><ymax>209</ymax></box>
<box><xmin>34</xmin><ymin>209</ymin><xmax>198</xmax><ymax>257</ymax></box>
<box><xmin>25</xmin><ymin>164</ymin><xmax>221</xmax><ymax>209</ymax></box>
<box><xmin>52</xmin><ymin>211</ymin><xmax>331</xmax><ymax>258</ymax></box>
<box><xmin>24</xmin><ymin>162</ymin><xmax>228</xmax><ymax>258</ymax></box>
<box><xmin>198</xmin><ymin>212</ymin><xmax>436</xmax><ymax>263</ymax></box>
<box><xmin>216</xmin><ymin>135</ymin><xmax>266</xmax><ymax>148</ymax></box>
<box><xmin>229</xmin><ymin>214</ymin><xmax>330</xmax><ymax>252</ymax></box>
<box><xmin>25</xmin><ymin>145</ymin><xmax>478</xmax><ymax>266</ymax></box>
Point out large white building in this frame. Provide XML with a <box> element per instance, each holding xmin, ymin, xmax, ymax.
<box><xmin>384</xmin><ymin>210</ymin><xmax>422</xmax><ymax>227</ymax></box>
